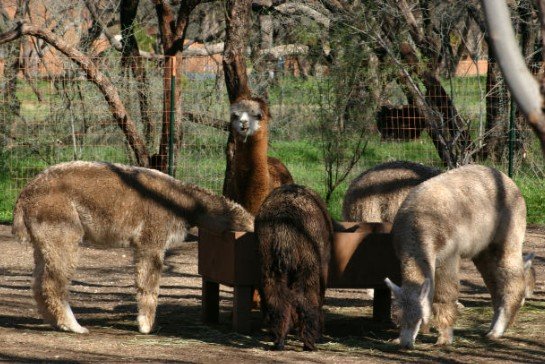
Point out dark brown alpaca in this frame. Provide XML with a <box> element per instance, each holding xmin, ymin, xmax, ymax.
<box><xmin>12</xmin><ymin>161</ymin><xmax>254</xmax><ymax>334</ymax></box>
<box><xmin>256</xmin><ymin>184</ymin><xmax>333</xmax><ymax>351</ymax></box>
<box><xmin>230</xmin><ymin>96</ymin><xmax>294</xmax><ymax>216</ymax></box>
<box><xmin>376</xmin><ymin>105</ymin><xmax>426</xmax><ymax>141</ymax></box>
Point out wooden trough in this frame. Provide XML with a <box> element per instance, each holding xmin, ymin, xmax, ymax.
<box><xmin>198</xmin><ymin>222</ymin><xmax>401</xmax><ymax>333</ymax></box>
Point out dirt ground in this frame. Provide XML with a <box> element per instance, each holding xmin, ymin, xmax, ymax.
<box><xmin>0</xmin><ymin>224</ymin><xmax>544</xmax><ymax>363</ymax></box>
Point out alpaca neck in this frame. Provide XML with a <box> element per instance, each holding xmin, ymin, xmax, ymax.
<box><xmin>233</xmin><ymin>131</ymin><xmax>271</xmax><ymax>215</ymax></box>
<box><xmin>170</xmin><ymin>181</ymin><xmax>253</xmax><ymax>232</ymax></box>
<box><xmin>234</xmin><ymin>133</ymin><xmax>269</xmax><ymax>172</ymax></box>
<box><xmin>400</xmin><ymin>251</ymin><xmax>435</xmax><ymax>287</ymax></box>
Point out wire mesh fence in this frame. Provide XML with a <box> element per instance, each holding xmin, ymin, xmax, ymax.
<box><xmin>1</xmin><ymin>53</ymin><xmax>544</xmax><ymax>222</ymax></box>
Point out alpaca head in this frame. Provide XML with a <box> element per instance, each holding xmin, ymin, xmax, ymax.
<box><xmin>385</xmin><ymin>278</ymin><xmax>432</xmax><ymax>349</ymax></box>
<box><xmin>230</xmin><ymin>97</ymin><xmax>270</xmax><ymax>141</ymax></box>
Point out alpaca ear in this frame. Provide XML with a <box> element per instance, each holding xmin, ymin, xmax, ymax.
<box><xmin>523</xmin><ymin>252</ymin><xmax>535</xmax><ymax>271</ymax></box>
<box><xmin>384</xmin><ymin>277</ymin><xmax>401</xmax><ymax>297</ymax></box>
<box><xmin>419</xmin><ymin>278</ymin><xmax>431</xmax><ymax>301</ymax></box>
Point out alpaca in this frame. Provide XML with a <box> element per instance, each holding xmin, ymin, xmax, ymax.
<box><xmin>342</xmin><ymin>161</ymin><xmax>441</xmax><ymax>300</ymax></box>
<box><xmin>256</xmin><ymin>184</ymin><xmax>334</xmax><ymax>351</ymax></box>
<box><xmin>343</xmin><ymin>161</ymin><xmax>441</xmax><ymax>224</ymax></box>
<box><xmin>376</xmin><ymin>105</ymin><xmax>426</xmax><ymax>141</ymax></box>
<box><xmin>229</xmin><ymin>96</ymin><xmax>294</xmax><ymax>216</ymax></box>
<box><xmin>384</xmin><ymin>164</ymin><xmax>526</xmax><ymax>348</ymax></box>
<box><xmin>12</xmin><ymin>161</ymin><xmax>254</xmax><ymax>334</ymax></box>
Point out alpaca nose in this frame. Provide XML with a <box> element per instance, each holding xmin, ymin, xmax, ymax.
<box><xmin>239</xmin><ymin>112</ymin><xmax>250</xmax><ymax>131</ymax></box>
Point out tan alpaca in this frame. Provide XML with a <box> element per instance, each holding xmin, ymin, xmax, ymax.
<box><xmin>343</xmin><ymin>160</ymin><xmax>441</xmax><ymax>223</ymax></box>
<box><xmin>385</xmin><ymin>164</ymin><xmax>526</xmax><ymax>348</ymax></box>
<box><xmin>343</xmin><ymin>161</ymin><xmax>441</xmax><ymax>299</ymax></box>
<box><xmin>229</xmin><ymin>97</ymin><xmax>294</xmax><ymax>216</ymax></box>
<box><xmin>12</xmin><ymin>161</ymin><xmax>254</xmax><ymax>334</ymax></box>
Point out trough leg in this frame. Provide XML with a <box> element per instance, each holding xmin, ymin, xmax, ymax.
<box><xmin>202</xmin><ymin>278</ymin><xmax>219</xmax><ymax>324</ymax></box>
<box><xmin>373</xmin><ymin>288</ymin><xmax>392</xmax><ymax>322</ymax></box>
<box><xmin>233</xmin><ymin>285</ymin><xmax>252</xmax><ymax>334</ymax></box>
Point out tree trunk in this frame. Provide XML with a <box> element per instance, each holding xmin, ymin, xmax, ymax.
<box><xmin>222</xmin><ymin>0</ymin><xmax>253</xmax><ymax>199</ymax></box>
<box><xmin>398</xmin><ymin>42</ymin><xmax>473</xmax><ymax>167</ymax></box>
<box><xmin>120</xmin><ymin>0</ymin><xmax>154</xmax><ymax>151</ymax></box>
<box><xmin>481</xmin><ymin>57</ymin><xmax>509</xmax><ymax>161</ymax></box>
<box><xmin>152</xmin><ymin>0</ymin><xmax>201</xmax><ymax>174</ymax></box>
<box><xmin>0</xmin><ymin>1</ymin><xmax>25</xmax><ymax>149</ymax></box>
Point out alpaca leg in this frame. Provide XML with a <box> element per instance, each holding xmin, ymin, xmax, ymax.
<box><xmin>432</xmin><ymin>256</ymin><xmax>460</xmax><ymax>345</ymax></box>
<box><xmin>31</xmin><ymin>226</ymin><xmax>87</xmax><ymax>333</ymax></box>
<box><xmin>272</xmin><ymin>305</ymin><xmax>292</xmax><ymax>351</ymax></box>
<box><xmin>297</xmin><ymin>294</ymin><xmax>321</xmax><ymax>351</ymax></box>
<box><xmin>134</xmin><ymin>247</ymin><xmax>164</xmax><ymax>334</ymax></box>
<box><xmin>473</xmin><ymin>249</ymin><xmax>525</xmax><ymax>339</ymax></box>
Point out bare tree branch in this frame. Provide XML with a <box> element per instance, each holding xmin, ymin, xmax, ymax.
<box><xmin>259</xmin><ymin>43</ymin><xmax>309</xmax><ymax>58</ymax></box>
<box><xmin>223</xmin><ymin>0</ymin><xmax>253</xmax><ymax>102</ymax></box>
<box><xmin>274</xmin><ymin>3</ymin><xmax>330</xmax><ymax>28</ymax></box>
<box><xmin>0</xmin><ymin>21</ymin><xmax>150</xmax><ymax>166</ymax></box>
<box><xmin>481</xmin><ymin>0</ymin><xmax>545</xmax><ymax>152</ymax></box>
<box><xmin>83</xmin><ymin>0</ymin><xmax>123</xmax><ymax>51</ymax></box>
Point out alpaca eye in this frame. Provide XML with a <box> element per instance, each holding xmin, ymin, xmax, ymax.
<box><xmin>256</xmin><ymin>112</ymin><xmax>263</xmax><ymax>119</ymax></box>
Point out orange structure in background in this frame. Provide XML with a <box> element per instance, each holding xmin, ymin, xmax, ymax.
<box><xmin>455</xmin><ymin>57</ymin><xmax>488</xmax><ymax>77</ymax></box>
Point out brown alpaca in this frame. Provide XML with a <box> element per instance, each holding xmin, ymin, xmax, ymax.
<box><xmin>385</xmin><ymin>164</ymin><xmax>526</xmax><ymax>348</ymax></box>
<box><xmin>343</xmin><ymin>161</ymin><xmax>441</xmax><ymax>223</ymax></box>
<box><xmin>229</xmin><ymin>96</ymin><xmax>294</xmax><ymax>216</ymax></box>
<box><xmin>256</xmin><ymin>184</ymin><xmax>333</xmax><ymax>351</ymax></box>
<box><xmin>376</xmin><ymin>105</ymin><xmax>426</xmax><ymax>141</ymax></box>
<box><xmin>12</xmin><ymin>161</ymin><xmax>254</xmax><ymax>334</ymax></box>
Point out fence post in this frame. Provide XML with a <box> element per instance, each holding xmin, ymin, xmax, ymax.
<box><xmin>168</xmin><ymin>56</ymin><xmax>176</xmax><ymax>177</ymax></box>
<box><xmin>508</xmin><ymin>96</ymin><xmax>515</xmax><ymax>178</ymax></box>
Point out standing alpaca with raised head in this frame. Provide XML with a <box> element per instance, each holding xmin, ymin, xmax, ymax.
<box><xmin>229</xmin><ymin>96</ymin><xmax>294</xmax><ymax>216</ymax></box>
<box><xmin>12</xmin><ymin>161</ymin><xmax>254</xmax><ymax>334</ymax></box>
<box><xmin>256</xmin><ymin>184</ymin><xmax>333</xmax><ymax>351</ymax></box>
<box><xmin>385</xmin><ymin>164</ymin><xmax>527</xmax><ymax>348</ymax></box>
<box><xmin>343</xmin><ymin>161</ymin><xmax>441</xmax><ymax>223</ymax></box>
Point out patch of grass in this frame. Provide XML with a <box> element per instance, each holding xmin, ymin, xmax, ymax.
<box><xmin>4</xmin><ymin>134</ymin><xmax>545</xmax><ymax>225</ymax></box>
<box><xmin>515</xmin><ymin>176</ymin><xmax>545</xmax><ymax>225</ymax></box>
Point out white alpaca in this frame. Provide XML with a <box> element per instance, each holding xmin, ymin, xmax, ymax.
<box><xmin>385</xmin><ymin>164</ymin><xmax>527</xmax><ymax>348</ymax></box>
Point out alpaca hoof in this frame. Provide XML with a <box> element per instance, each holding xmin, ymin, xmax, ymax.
<box><xmin>303</xmin><ymin>342</ymin><xmax>316</xmax><ymax>351</ymax></box>
<box><xmin>435</xmin><ymin>328</ymin><xmax>454</xmax><ymax>345</ymax></box>
<box><xmin>485</xmin><ymin>330</ymin><xmax>502</xmax><ymax>340</ymax></box>
<box><xmin>399</xmin><ymin>341</ymin><xmax>415</xmax><ymax>350</ymax></box>
<box><xmin>137</xmin><ymin>315</ymin><xmax>153</xmax><ymax>334</ymax></box>
<box><xmin>272</xmin><ymin>342</ymin><xmax>285</xmax><ymax>351</ymax></box>
<box><xmin>58</xmin><ymin>323</ymin><xmax>89</xmax><ymax>334</ymax></box>
<box><xmin>434</xmin><ymin>337</ymin><xmax>453</xmax><ymax>346</ymax></box>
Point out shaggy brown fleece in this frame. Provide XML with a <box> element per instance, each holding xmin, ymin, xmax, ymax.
<box><xmin>256</xmin><ymin>184</ymin><xmax>333</xmax><ymax>351</ymax></box>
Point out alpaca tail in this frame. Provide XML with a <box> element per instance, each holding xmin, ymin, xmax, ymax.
<box><xmin>12</xmin><ymin>197</ymin><xmax>30</xmax><ymax>244</ymax></box>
